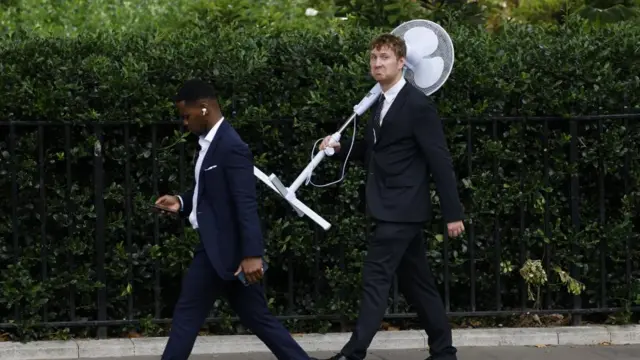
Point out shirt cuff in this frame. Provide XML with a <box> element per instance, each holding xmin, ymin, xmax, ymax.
<box><xmin>177</xmin><ymin>195</ymin><xmax>183</xmax><ymax>211</ymax></box>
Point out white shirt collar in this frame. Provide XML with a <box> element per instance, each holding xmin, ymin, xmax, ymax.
<box><xmin>201</xmin><ymin>116</ymin><xmax>225</xmax><ymax>143</ymax></box>
<box><xmin>382</xmin><ymin>77</ymin><xmax>406</xmax><ymax>100</ymax></box>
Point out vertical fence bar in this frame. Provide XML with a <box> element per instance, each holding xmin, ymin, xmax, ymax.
<box><xmin>597</xmin><ymin>119</ymin><xmax>607</xmax><ymax>307</ymax></box>
<box><xmin>467</xmin><ymin>121</ymin><xmax>476</xmax><ymax>312</ymax></box>
<box><xmin>623</xmin><ymin>118</ymin><xmax>631</xmax><ymax>292</ymax></box>
<box><xmin>9</xmin><ymin>122</ymin><xmax>21</xmax><ymax>321</ymax></box>
<box><xmin>519</xmin><ymin>120</ymin><xmax>526</xmax><ymax>309</ymax></box>
<box><xmin>543</xmin><ymin>120</ymin><xmax>551</xmax><ymax>309</ymax></box>
<box><xmin>339</xmin><ymin>235</ymin><xmax>347</xmax><ymax>331</ymax></box>
<box><xmin>124</xmin><ymin>123</ymin><xmax>134</xmax><ymax>320</ymax></box>
<box><xmin>492</xmin><ymin>118</ymin><xmax>502</xmax><ymax>310</ymax></box>
<box><xmin>65</xmin><ymin>125</ymin><xmax>76</xmax><ymax>320</ymax></box>
<box><xmin>314</xmin><ymin>224</ymin><xmax>322</xmax><ymax>299</ymax></box>
<box><xmin>569</xmin><ymin>120</ymin><xmax>582</xmax><ymax>325</ymax></box>
<box><xmin>287</xmin><ymin>256</ymin><xmax>294</xmax><ymax>313</ymax></box>
<box><xmin>38</xmin><ymin>124</ymin><xmax>48</xmax><ymax>323</ymax></box>
<box><xmin>285</xmin><ymin>115</ymin><xmax>294</xmax><ymax>315</ymax></box>
<box><xmin>93</xmin><ymin>124</ymin><xmax>107</xmax><ymax>338</ymax></box>
<box><xmin>152</xmin><ymin>124</ymin><xmax>162</xmax><ymax>319</ymax></box>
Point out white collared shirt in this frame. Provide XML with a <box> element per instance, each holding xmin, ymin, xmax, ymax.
<box><xmin>379</xmin><ymin>77</ymin><xmax>406</xmax><ymax>125</ymax></box>
<box><xmin>179</xmin><ymin>117</ymin><xmax>224</xmax><ymax>229</ymax></box>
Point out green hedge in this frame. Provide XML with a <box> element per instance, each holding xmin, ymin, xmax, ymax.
<box><xmin>1</xmin><ymin>18</ymin><xmax>639</xmax><ymax>340</ymax></box>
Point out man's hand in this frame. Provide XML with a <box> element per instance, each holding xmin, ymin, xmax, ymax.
<box><xmin>155</xmin><ymin>195</ymin><xmax>181</xmax><ymax>213</ymax></box>
<box><xmin>319</xmin><ymin>135</ymin><xmax>341</xmax><ymax>152</ymax></box>
<box><xmin>447</xmin><ymin>221</ymin><xmax>465</xmax><ymax>238</ymax></box>
<box><xmin>234</xmin><ymin>257</ymin><xmax>264</xmax><ymax>284</ymax></box>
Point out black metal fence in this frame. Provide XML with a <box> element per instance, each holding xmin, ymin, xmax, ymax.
<box><xmin>1</xmin><ymin>113</ymin><xmax>639</xmax><ymax>338</ymax></box>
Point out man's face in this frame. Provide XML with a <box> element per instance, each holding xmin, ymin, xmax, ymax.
<box><xmin>176</xmin><ymin>101</ymin><xmax>208</xmax><ymax>136</ymax></box>
<box><xmin>369</xmin><ymin>45</ymin><xmax>405</xmax><ymax>83</ymax></box>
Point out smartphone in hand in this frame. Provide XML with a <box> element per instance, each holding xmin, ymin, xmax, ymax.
<box><xmin>150</xmin><ymin>204</ymin><xmax>178</xmax><ymax>216</ymax></box>
<box><xmin>237</xmin><ymin>261</ymin><xmax>269</xmax><ymax>286</ymax></box>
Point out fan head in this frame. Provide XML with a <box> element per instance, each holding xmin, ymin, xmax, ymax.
<box><xmin>391</xmin><ymin>19</ymin><xmax>454</xmax><ymax>96</ymax></box>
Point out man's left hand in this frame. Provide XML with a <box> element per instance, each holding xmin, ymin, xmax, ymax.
<box><xmin>447</xmin><ymin>221</ymin><xmax>465</xmax><ymax>238</ymax></box>
<box><xmin>234</xmin><ymin>257</ymin><xmax>264</xmax><ymax>284</ymax></box>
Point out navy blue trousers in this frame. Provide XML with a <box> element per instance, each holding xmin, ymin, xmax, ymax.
<box><xmin>161</xmin><ymin>247</ymin><xmax>310</xmax><ymax>360</ymax></box>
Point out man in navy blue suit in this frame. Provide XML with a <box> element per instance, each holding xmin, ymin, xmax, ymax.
<box><xmin>155</xmin><ymin>79</ymin><xmax>316</xmax><ymax>360</ymax></box>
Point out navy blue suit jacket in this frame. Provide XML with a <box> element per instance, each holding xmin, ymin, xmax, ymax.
<box><xmin>179</xmin><ymin>120</ymin><xmax>264</xmax><ymax>281</ymax></box>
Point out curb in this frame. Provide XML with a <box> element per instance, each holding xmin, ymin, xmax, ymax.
<box><xmin>1</xmin><ymin>325</ymin><xmax>639</xmax><ymax>359</ymax></box>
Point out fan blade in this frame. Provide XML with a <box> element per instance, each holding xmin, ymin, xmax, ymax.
<box><xmin>404</xmin><ymin>27</ymin><xmax>438</xmax><ymax>57</ymax></box>
<box><xmin>414</xmin><ymin>57</ymin><xmax>444</xmax><ymax>89</ymax></box>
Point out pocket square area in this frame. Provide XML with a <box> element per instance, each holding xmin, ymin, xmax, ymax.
<box><xmin>205</xmin><ymin>165</ymin><xmax>217</xmax><ymax>171</ymax></box>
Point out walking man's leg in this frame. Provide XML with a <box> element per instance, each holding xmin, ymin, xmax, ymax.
<box><xmin>162</xmin><ymin>249</ymin><xmax>222</xmax><ymax>360</ymax></box>
<box><xmin>397</xmin><ymin>232</ymin><xmax>456</xmax><ymax>360</ymax></box>
<box><xmin>335</xmin><ymin>222</ymin><xmax>420</xmax><ymax>360</ymax></box>
<box><xmin>226</xmin><ymin>280</ymin><xmax>315</xmax><ymax>360</ymax></box>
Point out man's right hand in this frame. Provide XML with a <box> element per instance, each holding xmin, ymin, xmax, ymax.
<box><xmin>155</xmin><ymin>195</ymin><xmax>181</xmax><ymax>213</ymax></box>
<box><xmin>319</xmin><ymin>135</ymin><xmax>341</xmax><ymax>152</ymax></box>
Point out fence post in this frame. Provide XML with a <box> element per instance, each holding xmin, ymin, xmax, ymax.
<box><xmin>9</xmin><ymin>122</ymin><xmax>21</xmax><ymax>322</ymax></box>
<box><xmin>569</xmin><ymin>119</ymin><xmax>582</xmax><ymax>325</ymax></box>
<box><xmin>94</xmin><ymin>124</ymin><xmax>107</xmax><ymax>338</ymax></box>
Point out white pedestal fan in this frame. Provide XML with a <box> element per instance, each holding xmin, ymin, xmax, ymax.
<box><xmin>253</xmin><ymin>19</ymin><xmax>455</xmax><ymax>231</ymax></box>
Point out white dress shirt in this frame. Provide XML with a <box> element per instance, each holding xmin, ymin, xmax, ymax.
<box><xmin>178</xmin><ymin>117</ymin><xmax>224</xmax><ymax>229</ymax></box>
<box><xmin>379</xmin><ymin>77</ymin><xmax>406</xmax><ymax>125</ymax></box>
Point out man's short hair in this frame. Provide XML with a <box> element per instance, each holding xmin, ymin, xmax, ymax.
<box><xmin>174</xmin><ymin>79</ymin><xmax>217</xmax><ymax>104</ymax></box>
<box><xmin>370</xmin><ymin>34</ymin><xmax>407</xmax><ymax>59</ymax></box>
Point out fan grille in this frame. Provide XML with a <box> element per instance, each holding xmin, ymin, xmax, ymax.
<box><xmin>391</xmin><ymin>19</ymin><xmax>454</xmax><ymax>96</ymax></box>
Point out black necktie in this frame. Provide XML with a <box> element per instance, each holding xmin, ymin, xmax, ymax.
<box><xmin>372</xmin><ymin>95</ymin><xmax>384</xmax><ymax>143</ymax></box>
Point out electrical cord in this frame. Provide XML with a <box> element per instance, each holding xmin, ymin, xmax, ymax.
<box><xmin>304</xmin><ymin>116</ymin><xmax>358</xmax><ymax>187</ymax></box>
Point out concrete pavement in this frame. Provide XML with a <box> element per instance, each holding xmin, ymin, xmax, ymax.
<box><xmin>80</xmin><ymin>346</ymin><xmax>640</xmax><ymax>360</ymax></box>
<box><xmin>2</xmin><ymin>325</ymin><xmax>640</xmax><ymax>360</ymax></box>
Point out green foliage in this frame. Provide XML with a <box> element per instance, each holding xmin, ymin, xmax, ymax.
<box><xmin>0</xmin><ymin>0</ymin><xmax>339</xmax><ymax>38</ymax></box>
<box><xmin>490</xmin><ymin>0</ymin><xmax>639</xmax><ymax>26</ymax></box>
<box><xmin>0</xmin><ymin>17</ymin><xmax>639</xmax><ymax>340</ymax></box>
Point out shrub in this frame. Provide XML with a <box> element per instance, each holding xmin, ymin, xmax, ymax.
<box><xmin>0</xmin><ymin>18</ymin><xmax>639</xmax><ymax>340</ymax></box>
<box><xmin>0</xmin><ymin>0</ymin><xmax>339</xmax><ymax>38</ymax></box>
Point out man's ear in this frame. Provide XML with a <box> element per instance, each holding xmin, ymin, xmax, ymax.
<box><xmin>199</xmin><ymin>102</ymin><xmax>209</xmax><ymax>115</ymax></box>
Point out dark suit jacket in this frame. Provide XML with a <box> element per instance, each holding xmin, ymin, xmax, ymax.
<box><xmin>336</xmin><ymin>82</ymin><xmax>464</xmax><ymax>223</ymax></box>
<box><xmin>179</xmin><ymin>120</ymin><xmax>264</xmax><ymax>280</ymax></box>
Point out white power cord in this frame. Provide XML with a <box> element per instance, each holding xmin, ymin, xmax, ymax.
<box><xmin>304</xmin><ymin>116</ymin><xmax>358</xmax><ymax>187</ymax></box>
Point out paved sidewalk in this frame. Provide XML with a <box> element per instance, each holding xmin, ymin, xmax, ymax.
<box><xmin>80</xmin><ymin>345</ymin><xmax>640</xmax><ymax>360</ymax></box>
<box><xmin>3</xmin><ymin>325</ymin><xmax>640</xmax><ymax>360</ymax></box>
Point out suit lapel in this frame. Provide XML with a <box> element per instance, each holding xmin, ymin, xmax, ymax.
<box><xmin>375</xmin><ymin>83</ymin><xmax>409</xmax><ymax>145</ymax></box>
<box><xmin>197</xmin><ymin>120</ymin><xmax>228</xmax><ymax>200</ymax></box>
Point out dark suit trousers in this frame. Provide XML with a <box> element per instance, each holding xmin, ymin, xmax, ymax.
<box><xmin>341</xmin><ymin>221</ymin><xmax>456</xmax><ymax>360</ymax></box>
<box><xmin>161</xmin><ymin>245</ymin><xmax>309</xmax><ymax>360</ymax></box>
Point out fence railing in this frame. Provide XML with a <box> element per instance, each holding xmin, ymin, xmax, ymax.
<box><xmin>0</xmin><ymin>113</ymin><xmax>639</xmax><ymax>339</ymax></box>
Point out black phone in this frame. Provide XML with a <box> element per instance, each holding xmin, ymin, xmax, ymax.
<box><xmin>150</xmin><ymin>204</ymin><xmax>178</xmax><ymax>215</ymax></box>
<box><xmin>237</xmin><ymin>261</ymin><xmax>269</xmax><ymax>286</ymax></box>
